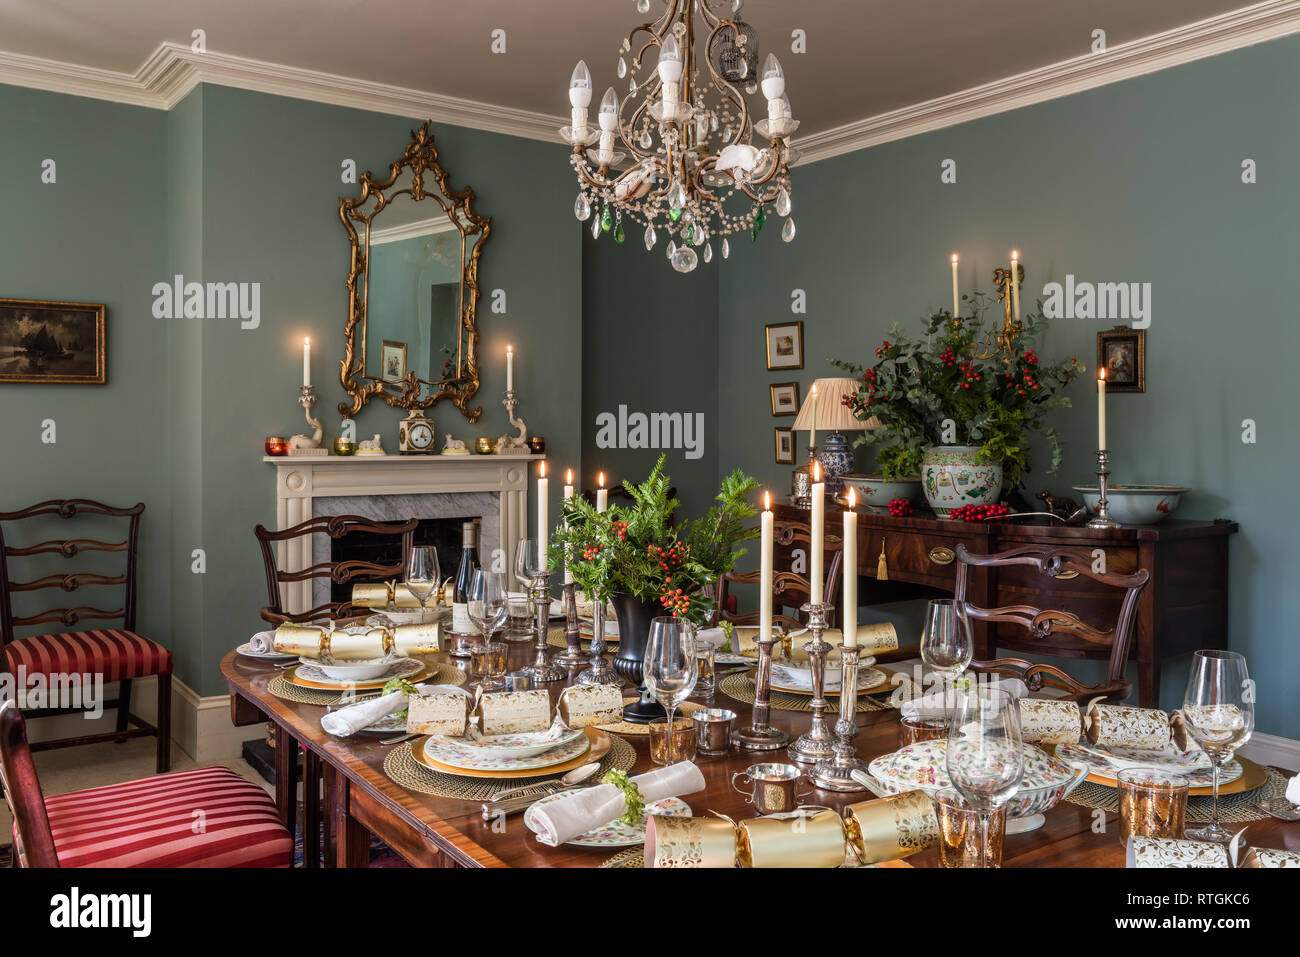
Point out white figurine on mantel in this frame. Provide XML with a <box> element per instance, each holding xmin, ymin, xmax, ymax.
<box><xmin>357</xmin><ymin>434</ymin><xmax>385</xmax><ymax>454</ymax></box>
<box><xmin>288</xmin><ymin>386</ymin><xmax>327</xmax><ymax>456</ymax></box>
<box><xmin>442</xmin><ymin>434</ymin><xmax>469</xmax><ymax>454</ymax></box>
<box><xmin>496</xmin><ymin>392</ymin><xmax>531</xmax><ymax>455</ymax></box>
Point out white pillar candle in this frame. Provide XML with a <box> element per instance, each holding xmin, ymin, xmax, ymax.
<box><xmin>302</xmin><ymin>337</ymin><xmax>311</xmax><ymax>388</ymax></box>
<box><xmin>1098</xmin><ymin>369</ymin><xmax>1107</xmax><ymax>450</ymax></box>
<box><xmin>951</xmin><ymin>254</ymin><xmax>959</xmax><ymax>319</ymax></box>
<box><xmin>563</xmin><ymin>470</ymin><xmax>574</xmax><ymax>584</ymax></box>
<box><xmin>843</xmin><ymin>488</ymin><xmax>857</xmax><ymax>647</ymax></box>
<box><xmin>595</xmin><ymin>472</ymin><xmax>608</xmax><ymax>513</ymax></box>
<box><xmin>1011</xmin><ymin>251</ymin><xmax>1020</xmax><ymax>321</ymax></box>
<box><xmin>810</xmin><ymin>461</ymin><xmax>824</xmax><ymax>605</ymax></box>
<box><xmin>760</xmin><ymin>492</ymin><xmax>774</xmax><ymax>642</ymax></box>
<box><xmin>537</xmin><ymin>462</ymin><xmax>549</xmax><ymax>560</ymax></box>
<box><xmin>506</xmin><ymin>344</ymin><xmax>514</xmax><ymax>392</ymax></box>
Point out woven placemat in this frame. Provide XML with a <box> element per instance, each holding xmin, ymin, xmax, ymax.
<box><xmin>1064</xmin><ymin>768</ymin><xmax>1290</xmax><ymax>824</ymax></box>
<box><xmin>382</xmin><ymin>731</ymin><xmax>636</xmax><ymax>802</ymax></box>
<box><xmin>593</xmin><ymin>697</ymin><xmax>707</xmax><ymax>736</ymax></box>
<box><xmin>719</xmin><ymin>672</ymin><xmax>892</xmax><ymax>713</ymax></box>
<box><xmin>598</xmin><ymin>847</ymin><xmax>645</xmax><ymax>868</ymax></box>
<box><xmin>267</xmin><ymin>660</ymin><xmax>466</xmax><ymax>707</ymax></box>
<box><xmin>546</xmin><ymin>625</ymin><xmax>621</xmax><ymax>650</ymax></box>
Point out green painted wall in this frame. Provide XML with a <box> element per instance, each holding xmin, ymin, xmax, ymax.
<box><xmin>717</xmin><ymin>37</ymin><xmax>1300</xmax><ymax>736</ymax></box>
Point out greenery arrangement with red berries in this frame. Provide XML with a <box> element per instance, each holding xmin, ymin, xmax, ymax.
<box><xmin>831</xmin><ymin>293</ymin><xmax>1085</xmax><ymax>489</ymax></box>
<box><xmin>548</xmin><ymin>456</ymin><xmax>759</xmax><ymax>626</ymax></box>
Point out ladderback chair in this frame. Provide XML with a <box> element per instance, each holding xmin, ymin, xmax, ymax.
<box><xmin>954</xmin><ymin>543</ymin><xmax>1150</xmax><ymax>703</ymax></box>
<box><xmin>254</xmin><ymin>515</ymin><xmax>419</xmax><ymax>626</ymax></box>
<box><xmin>0</xmin><ymin>700</ymin><xmax>290</xmax><ymax>868</ymax></box>
<box><xmin>715</xmin><ymin>519</ymin><xmax>845</xmax><ymax>632</ymax></box>
<box><xmin>0</xmin><ymin>499</ymin><xmax>172</xmax><ymax>772</ymax></box>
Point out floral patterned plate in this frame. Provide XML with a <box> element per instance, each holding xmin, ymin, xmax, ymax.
<box><xmin>235</xmin><ymin>643</ymin><xmax>297</xmax><ymax>661</ymax></box>
<box><xmin>289</xmin><ymin>657</ymin><xmax>425</xmax><ymax>690</ymax></box>
<box><xmin>423</xmin><ymin>728</ymin><xmax>591</xmax><ymax>772</ymax></box>
<box><xmin>1070</xmin><ymin>740</ymin><xmax>1210</xmax><ymax>771</ymax></box>
<box><xmin>523</xmin><ymin>795</ymin><xmax>692</xmax><ymax>848</ymax></box>
<box><xmin>432</xmin><ymin>723</ymin><xmax>587</xmax><ymax>760</ymax></box>
<box><xmin>1056</xmin><ymin>742</ymin><xmax>1242</xmax><ymax>788</ymax></box>
<box><xmin>770</xmin><ymin>663</ymin><xmax>885</xmax><ymax>696</ymax></box>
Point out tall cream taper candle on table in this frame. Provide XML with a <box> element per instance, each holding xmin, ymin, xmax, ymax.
<box><xmin>562</xmin><ymin>469</ymin><xmax>574</xmax><ymax>584</ymax></box>
<box><xmin>760</xmin><ymin>490</ymin><xmax>774</xmax><ymax>640</ymax></box>
<box><xmin>809</xmin><ymin>460</ymin><xmax>825</xmax><ymax>604</ymax></box>
<box><xmin>1097</xmin><ymin>368</ymin><xmax>1107</xmax><ymax>449</ymax></box>
<box><xmin>537</xmin><ymin>462</ymin><xmax>549</xmax><ymax>555</ymax></box>
<box><xmin>842</xmin><ymin>487</ymin><xmax>857</xmax><ymax>647</ymax></box>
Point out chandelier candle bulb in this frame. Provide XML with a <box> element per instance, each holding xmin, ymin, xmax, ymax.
<box><xmin>843</xmin><ymin>489</ymin><xmax>857</xmax><ymax>647</ymax></box>
<box><xmin>810</xmin><ymin>461</ymin><xmax>825</xmax><ymax>605</ymax></box>
<box><xmin>1098</xmin><ymin>369</ymin><xmax>1107</xmax><ymax>449</ymax></box>
<box><xmin>760</xmin><ymin>491</ymin><xmax>774</xmax><ymax>642</ymax></box>
<box><xmin>537</xmin><ymin>462</ymin><xmax>549</xmax><ymax>557</ymax></box>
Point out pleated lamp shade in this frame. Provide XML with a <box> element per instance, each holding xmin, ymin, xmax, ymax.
<box><xmin>792</xmin><ymin>378</ymin><xmax>880</xmax><ymax>433</ymax></box>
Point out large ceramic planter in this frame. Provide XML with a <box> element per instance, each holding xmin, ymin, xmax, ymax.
<box><xmin>921</xmin><ymin>445</ymin><xmax>1002</xmax><ymax>518</ymax></box>
<box><xmin>610</xmin><ymin>591</ymin><xmax>666</xmax><ymax>723</ymax></box>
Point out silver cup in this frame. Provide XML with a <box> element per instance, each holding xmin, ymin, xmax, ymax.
<box><xmin>502</xmin><ymin>671</ymin><xmax>533</xmax><ymax>692</ymax></box>
<box><xmin>692</xmin><ymin>708</ymin><xmax>738</xmax><ymax>756</ymax></box>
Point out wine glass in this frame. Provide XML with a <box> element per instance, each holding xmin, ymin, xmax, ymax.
<box><xmin>642</xmin><ymin>617</ymin><xmax>698</xmax><ymax>764</ymax></box>
<box><xmin>468</xmin><ymin>569</ymin><xmax>509</xmax><ymax>690</ymax></box>
<box><xmin>1181</xmin><ymin>650</ymin><xmax>1254</xmax><ymax>843</ymax></box>
<box><xmin>945</xmin><ymin>689</ymin><xmax>1024</xmax><ymax>868</ymax></box>
<box><xmin>920</xmin><ymin>599</ymin><xmax>973</xmax><ymax>690</ymax></box>
<box><xmin>405</xmin><ymin>546</ymin><xmax>440</xmax><ymax>617</ymax></box>
<box><xmin>514</xmin><ymin>538</ymin><xmax>545</xmax><ymax>589</ymax></box>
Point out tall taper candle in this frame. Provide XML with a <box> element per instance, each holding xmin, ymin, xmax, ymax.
<box><xmin>809</xmin><ymin>383</ymin><xmax>818</xmax><ymax>449</ymax></box>
<box><xmin>760</xmin><ymin>491</ymin><xmax>774</xmax><ymax>641</ymax></box>
<box><xmin>563</xmin><ymin>469</ymin><xmax>574</xmax><ymax>584</ymax></box>
<box><xmin>951</xmin><ymin>253</ymin><xmax>959</xmax><ymax>319</ymax></box>
<box><xmin>506</xmin><ymin>344</ymin><xmax>514</xmax><ymax>392</ymax></box>
<box><xmin>1011</xmin><ymin>251</ymin><xmax>1020</xmax><ymax>321</ymax></box>
<box><xmin>842</xmin><ymin>487</ymin><xmax>858</xmax><ymax>647</ymax></box>
<box><xmin>810</xmin><ymin>460</ymin><xmax>825</xmax><ymax>604</ymax></box>
<box><xmin>537</xmin><ymin>462</ymin><xmax>549</xmax><ymax>558</ymax></box>
<box><xmin>595</xmin><ymin>472</ymin><xmax>608</xmax><ymax>513</ymax></box>
<box><xmin>302</xmin><ymin>337</ymin><xmax>311</xmax><ymax>388</ymax></box>
<box><xmin>1097</xmin><ymin>369</ymin><xmax>1107</xmax><ymax>450</ymax></box>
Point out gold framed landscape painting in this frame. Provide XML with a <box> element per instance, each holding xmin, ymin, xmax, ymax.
<box><xmin>0</xmin><ymin>298</ymin><xmax>105</xmax><ymax>384</ymax></box>
<box><xmin>774</xmin><ymin>426</ymin><xmax>795</xmax><ymax>464</ymax></box>
<box><xmin>770</xmin><ymin>381</ymin><xmax>800</xmax><ymax>416</ymax></box>
<box><xmin>765</xmin><ymin>320</ymin><xmax>804</xmax><ymax>371</ymax></box>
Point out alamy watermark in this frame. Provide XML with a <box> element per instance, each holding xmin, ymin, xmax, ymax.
<box><xmin>2</xmin><ymin>667</ymin><xmax>103</xmax><ymax>717</ymax></box>
<box><xmin>1041</xmin><ymin>275</ymin><xmax>1151</xmax><ymax>328</ymax></box>
<box><xmin>151</xmin><ymin>275</ymin><xmax>261</xmax><ymax>329</ymax></box>
<box><xmin>594</xmin><ymin>405</ymin><xmax>705</xmax><ymax>460</ymax></box>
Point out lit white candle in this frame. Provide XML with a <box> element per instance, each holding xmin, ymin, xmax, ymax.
<box><xmin>760</xmin><ymin>491</ymin><xmax>774</xmax><ymax>642</ymax></box>
<box><xmin>595</xmin><ymin>472</ymin><xmax>608</xmax><ymax>513</ymax></box>
<box><xmin>302</xmin><ymin>337</ymin><xmax>311</xmax><ymax>388</ymax></box>
<box><xmin>506</xmin><ymin>344</ymin><xmax>514</xmax><ymax>392</ymax></box>
<box><xmin>810</xmin><ymin>460</ymin><xmax>825</xmax><ymax>605</ymax></box>
<box><xmin>843</xmin><ymin>487</ymin><xmax>857</xmax><ymax>647</ymax></box>
<box><xmin>1098</xmin><ymin>369</ymin><xmax>1107</xmax><ymax>450</ymax></box>
<box><xmin>808</xmin><ymin>383</ymin><xmax>818</xmax><ymax>449</ymax></box>
<box><xmin>537</xmin><ymin>462</ymin><xmax>549</xmax><ymax>559</ymax></box>
<box><xmin>563</xmin><ymin>469</ymin><xmax>574</xmax><ymax>584</ymax></box>
<box><xmin>1011</xmin><ymin>250</ymin><xmax>1020</xmax><ymax>321</ymax></box>
<box><xmin>951</xmin><ymin>253</ymin><xmax>960</xmax><ymax>320</ymax></box>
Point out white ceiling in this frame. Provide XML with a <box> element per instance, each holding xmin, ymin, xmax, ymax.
<box><xmin>0</xmin><ymin>0</ymin><xmax>1283</xmax><ymax>140</ymax></box>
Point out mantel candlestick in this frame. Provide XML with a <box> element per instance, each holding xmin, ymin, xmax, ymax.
<box><xmin>788</xmin><ymin>601</ymin><xmax>837</xmax><ymax>764</ymax></box>
<box><xmin>732</xmin><ymin>629</ymin><xmax>790</xmax><ymax>751</ymax></box>
<box><xmin>811</xmin><ymin>643</ymin><xmax>871</xmax><ymax>791</ymax></box>
<box><xmin>522</xmin><ymin>570</ymin><xmax>564</xmax><ymax>682</ymax></box>
<box><xmin>496</xmin><ymin>389</ymin><xmax>530</xmax><ymax>455</ymax></box>
<box><xmin>576</xmin><ymin>595</ymin><xmax>619</xmax><ymax>685</ymax></box>
<box><xmin>1087</xmin><ymin>449</ymin><xmax>1120</xmax><ymax>529</ymax></box>
<box><xmin>287</xmin><ymin>385</ymin><xmax>326</xmax><ymax>455</ymax></box>
<box><xmin>555</xmin><ymin>582</ymin><xmax>586</xmax><ymax>668</ymax></box>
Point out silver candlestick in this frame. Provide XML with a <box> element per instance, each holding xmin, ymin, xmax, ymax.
<box><xmin>732</xmin><ymin>629</ymin><xmax>789</xmax><ymax>751</ymax></box>
<box><xmin>788</xmin><ymin>601</ymin><xmax>837</xmax><ymax>764</ymax></box>
<box><xmin>1087</xmin><ymin>449</ymin><xmax>1120</xmax><ymax>529</ymax></box>
<box><xmin>576</xmin><ymin>595</ymin><xmax>619</xmax><ymax>685</ymax></box>
<box><xmin>811</xmin><ymin>643</ymin><xmax>870</xmax><ymax>791</ymax></box>
<box><xmin>521</xmin><ymin>570</ymin><xmax>564</xmax><ymax>682</ymax></box>
<box><xmin>495</xmin><ymin>389</ymin><xmax>530</xmax><ymax>455</ymax></box>
<box><xmin>554</xmin><ymin>582</ymin><xmax>586</xmax><ymax>667</ymax></box>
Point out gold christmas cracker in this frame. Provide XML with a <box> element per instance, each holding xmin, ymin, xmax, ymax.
<box><xmin>736</xmin><ymin>810</ymin><xmax>847</xmax><ymax>868</ymax></box>
<box><xmin>842</xmin><ymin>790</ymin><xmax>940</xmax><ymax>864</ymax></box>
<box><xmin>857</xmin><ymin>622</ymin><xmax>899</xmax><ymax>652</ymax></box>
<box><xmin>350</xmin><ymin>581</ymin><xmax>421</xmax><ymax>609</ymax></box>
<box><xmin>644</xmin><ymin>816</ymin><xmax>738</xmax><ymax>868</ymax></box>
<box><xmin>1084</xmin><ymin>701</ymin><xmax>1174</xmax><ymax>750</ymax></box>
<box><xmin>1239</xmin><ymin>847</ymin><xmax>1300</xmax><ymax>868</ymax></box>
<box><xmin>475</xmin><ymin>689</ymin><xmax>552</xmax><ymax>735</ymax></box>
<box><xmin>273</xmin><ymin>621</ymin><xmax>440</xmax><ymax>660</ymax></box>
<box><xmin>1018</xmin><ymin>699</ymin><xmax>1083</xmax><ymax>745</ymax></box>
<box><xmin>557</xmin><ymin>684</ymin><xmax>624</xmax><ymax>729</ymax></box>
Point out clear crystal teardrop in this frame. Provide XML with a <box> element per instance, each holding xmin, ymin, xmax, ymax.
<box><xmin>666</xmin><ymin>239</ymin><xmax>676</xmax><ymax>260</ymax></box>
<box><xmin>640</xmin><ymin>130</ymin><xmax>653</xmax><ymax>149</ymax></box>
<box><xmin>574</xmin><ymin>193</ymin><xmax>592</xmax><ymax>221</ymax></box>
<box><xmin>644</xmin><ymin>223</ymin><xmax>657</xmax><ymax>250</ymax></box>
<box><xmin>617</xmin><ymin>57</ymin><xmax>627</xmax><ymax>78</ymax></box>
<box><xmin>703</xmin><ymin>242</ymin><xmax>713</xmax><ymax>263</ymax></box>
<box><xmin>723</xmin><ymin>127</ymin><xmax>732</xmax><ymax>143</ymax></box>
<box><xmin>710</xmin><ymin>114</ymin><xmax>718</xmax><ymax>131</ymax></box>
<box><xmin>667</xmin><ymin>181</ymin><xmax>686</xmax><ymax>210</ymax></box>
<box><xmin>694</xmin><ymin>224</ymin><xmax>707</xmax><ymax>247</ymax></box>
<box><xmin>629</xmin><ymin>76</ymin><xmax>636</xmax><ymax>92</ymax></box>
<box><xmin>636</xmin><ymin>0</ymin><xmax>650</xmax><ymax>12</ymax></box>
<box><xmin>722</xmin><ymin>237</ymin><xmax>730</xmax><ymax>259</ymax></box>
<box><xmin>782</xmin><ymin>217</ymin><xmax>797</xmax><ymax>242</ymax></box>
<box><xmin>775</xmin><ymin>187</ymin><xmax>791</xmax><ymax>217</ymax></box>
<box><xmin>591</xmin><ymin>214</ymin><xmax>602</xmax><ymax>239</ymax></box>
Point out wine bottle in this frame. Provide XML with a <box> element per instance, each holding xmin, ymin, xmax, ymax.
<box><xmin>451</xmin><ymin>520</ymin><xmax>480</xmax><ymax>633</ymax></box>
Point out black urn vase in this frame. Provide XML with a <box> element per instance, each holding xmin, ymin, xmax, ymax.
<box><xmin>610</xmin><ymin>591</ymin><xmax>667</xmax><ymax>723</ymax></box>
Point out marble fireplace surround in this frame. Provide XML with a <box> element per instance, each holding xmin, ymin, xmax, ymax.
<box><xmin>264</xmin><ymin>454</ymin><xmax>544</xmax><ymax>616</ymax></box>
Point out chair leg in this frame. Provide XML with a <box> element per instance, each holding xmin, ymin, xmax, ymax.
<box><xmin>302</xmin><ymin>750</ymin><xmax>322</xmax><ymax>869</ymax></box>
<box><xmin>115</xmin><ymin>678</ymin><xmax>133</xmax><ymax>739</ymax></box>
<box><xmin>155</xmin><ymin>674</ymin><xmax>172</xmax><ymax>774</ymax></box>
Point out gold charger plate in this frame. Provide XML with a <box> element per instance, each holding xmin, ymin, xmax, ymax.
<box><xmin>286</xmin><ymin>661</ymin><xmax>433</xmax><ymax>692</ymax></box>
<box><xmin>412</xmin><ymin>727</ymin><xmax>611</xmax><ymax>780</ymax></box>
<box><xmin>1045</xmin><ymin>746</ymin><xmax>1268</xmax><ymax>797</ymax></box>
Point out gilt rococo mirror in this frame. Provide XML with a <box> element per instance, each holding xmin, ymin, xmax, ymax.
<box><xmin>339</xmin><ymin>121</ymin><xmax>489</xmax><ymax>421</ymax></box>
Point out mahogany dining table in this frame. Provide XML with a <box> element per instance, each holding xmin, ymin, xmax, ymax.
<box><xmin>220</xmin><ymin>642</ymin><xmax>1300</xmax><ymax>869</ymax></box>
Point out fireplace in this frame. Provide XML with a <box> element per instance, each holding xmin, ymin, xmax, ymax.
<box><xmin>327</xmin><ymin>516</ymin><xmax>478</xmax><ymax>606</ymax></box>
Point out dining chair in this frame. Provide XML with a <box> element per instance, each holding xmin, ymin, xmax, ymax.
<box><xmin>0</xmin><ymin>499</ymin><xmax>172</xmax><ymax>773</ymax></box>
<box><xmin>714</xmin><ymin>519</ymin><xmax>845</xmax><ymax>631</ymax></box>
<box><xmin>254</xmin><ymin>515</ymin><xmax>419</xmax><ymax>625</ymax></box>
<box><xmin>0</xmin><ymin>700</ymin><xmax>291</xmax><ymax>867</ymax></box>
<box><xmin>953</xmin><ymin>543</ymin><xmax>1150</xmax><ymax>703</ymax></box>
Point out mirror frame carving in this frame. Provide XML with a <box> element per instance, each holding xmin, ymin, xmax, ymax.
<box><xmin>338</xmin><ymin>121</ymin><xmax>489</xmax><ymax>422</ymax></box>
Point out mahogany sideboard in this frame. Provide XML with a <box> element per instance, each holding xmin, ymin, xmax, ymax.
<box><xmin>771</xmin><ymin>504</ymin><xmax>1238</xmax><ymax>707</ymax></box>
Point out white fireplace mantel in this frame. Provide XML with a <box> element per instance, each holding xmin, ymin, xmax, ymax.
<box><xmin>264</xmin><ymin>454</ymin><xmax>544</xmax><ymax>615</ymax></box>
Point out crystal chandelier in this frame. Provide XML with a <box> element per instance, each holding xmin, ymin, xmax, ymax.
<box><xmin>562</xmin><ymin>0</ymin><xmax>797</xmax><ymax>273</ymax></box>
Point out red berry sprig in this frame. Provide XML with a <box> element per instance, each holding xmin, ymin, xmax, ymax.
<box><xmin>949</xmin><ymin>502</ymin><xmax>1011</xmax><ymax>522</ymax></box>
<box><xmin>887</xmin><ymin>498</ymin><xmax>913</xmax><ymax>517</ymax></box>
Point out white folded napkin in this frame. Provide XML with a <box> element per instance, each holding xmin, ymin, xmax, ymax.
<box><xmin>320</xmin><ymin>685</ymin><xmax>470</xmax><ymax>737</ymax></box>
<box><xmin>1288</xmin><ymin>772</ymin><xmax>1300</xmax><ymax>806</ymax></box>
<box><xmin>899</xmin><ymin>679</ymin><xmax>1029</xmax><ymax>722</ymax></box>
<box><xmin>248</xmin><ymin>630</ymin><xmax>276</xmax><ymax>654</ymax></box>
<box><xmin>525</xmin><ymin>761</ymin><xmax>706</xmax><ymax>847</ymax></box>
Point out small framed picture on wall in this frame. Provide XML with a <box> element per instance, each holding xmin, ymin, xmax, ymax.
<box><xmin>770</xmin><ymin>381</ymin><xmax>800</xmax><ymax>416</ymax></box>
<box><xmin>382</xmin><ymin>339</ymin><xmax>408</xmax><ymax>382</ymax></box>
<box><xmin>765</xmin><ymin>321</ymin><xmax>804</xmax><ymax>370</ymax></box>
<box><xmin>774</xmin><ymin>427</ymin><xmax>795</xmax><ymax>464</ymax></box>
<box><xmin>1097</xmin><ymin>325</ymin><xmax>1145</xmax><ymax>393</ymax></box>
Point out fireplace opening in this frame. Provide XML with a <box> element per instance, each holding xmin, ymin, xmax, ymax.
<box><xmin>329</xmin><ymin>516</ymin><xmax>479</xmax><ymax>607</ymax></box>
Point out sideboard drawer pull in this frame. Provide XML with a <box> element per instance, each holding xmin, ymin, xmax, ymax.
<box><xmin>1053</xmin><ymin>570</ymin><xmax>1080</xmax><ymax>580</ymax></box>
<box><xmin>928</xmin><ymin>546</ymin><xmax>955</xmax><ymax>566</ymax></box>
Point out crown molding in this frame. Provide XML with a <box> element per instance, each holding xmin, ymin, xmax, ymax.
<box><xmin>794</xmin><ymin>0</ymin><xmax>1300</xmax><ymax>165</ymax></box>
<box><xmin>2</xmin><ymin>1</ymin><xmax>1300</xmax><ymax>159</ymax></box>
<box><xmin>369</xmin><ymin>215</ymin><xmax>460</xmax><ymax>245</ymax></box>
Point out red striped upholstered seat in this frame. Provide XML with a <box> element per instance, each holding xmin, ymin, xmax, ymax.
<box><xmin>4</xmin><ymin>629</ymin><xmax>172</xmax><ymax>685</ymax></box>
<box><xmin>40</xmin><ymin>766</ymin><xmax>290</xmax><ymax>868</ymax></box>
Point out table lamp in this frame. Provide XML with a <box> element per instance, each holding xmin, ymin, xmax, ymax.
<box><xmin>790</xmin><ymin>377</ymin><xmax>879</xmax><ymax>500</ymax></box>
